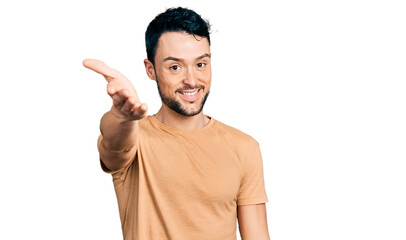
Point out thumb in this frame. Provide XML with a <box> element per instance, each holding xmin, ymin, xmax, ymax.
<box><xmin>83</xmin><ymin>59</ymin><xmax>117</xmax><ymax>80</ymax></box>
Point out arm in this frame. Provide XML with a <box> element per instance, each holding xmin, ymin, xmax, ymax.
<box><xmin>237</xmin><ymin>203</ymin><xmax>270</xmax><ymax>240</ymax></box>
<box><xmin>83</xmin><ymin>59</ymin><xmax>148</xmax><ymax>171</ymax></box>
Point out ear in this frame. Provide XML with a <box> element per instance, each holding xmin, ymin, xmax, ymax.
<box><xmin>144</xmin><ymin>59</ymin><xmax>156</xmax><ymax>81</ymax></box>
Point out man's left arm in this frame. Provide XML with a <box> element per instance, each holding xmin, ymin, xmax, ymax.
<box><xmin>237</xmin><ymin>203</ymin><xmax>270</xmax><ymax>240</ymax></box>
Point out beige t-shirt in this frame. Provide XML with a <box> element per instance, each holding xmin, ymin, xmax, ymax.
<box><xmin>100</xmin><ymin>115</ymin><xmax>268</xmax><ymax>240</ymax></box>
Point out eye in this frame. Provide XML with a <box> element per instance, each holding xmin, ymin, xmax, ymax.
<box><xmin>170</xmin><ymin>65</ymin><xmax>180</xmax><ymax>71</ymax></box>
<box><xmin>197</xmin><ymin>62</ymin><xmax>206</xmax><ymax>68</ymax></box>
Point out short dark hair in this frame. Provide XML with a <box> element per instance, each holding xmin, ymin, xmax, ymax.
<box><xmin>145</xmin><ymin>7</ymin><xmax>211</xmax><ymax>65</ymax></box>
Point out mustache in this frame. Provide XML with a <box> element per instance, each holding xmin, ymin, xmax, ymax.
<box><xmin>176</xmin><ymin>85</ymin><xmax>205</xmax><ymax>91</ymax></box>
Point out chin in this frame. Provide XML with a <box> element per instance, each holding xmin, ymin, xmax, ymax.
<box><xmin>180</xmin><ymin>106</ymin><xmax>203</xmax><ymax>116</ymax></box>
<box><xmin>168</xmin><ymin>93</ymin><xmax>209</xmax><ymax>117</ymax></box>
<box><xmin>158</xmin><ymin>82</ymin><xmax>210</xmax><ymax>117</ymax></box>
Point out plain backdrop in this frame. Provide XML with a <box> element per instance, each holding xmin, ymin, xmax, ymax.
<box><xmin>0</xmin><ymin>0</ymin><xmax>405</xmax><ymax>239</ymax></box>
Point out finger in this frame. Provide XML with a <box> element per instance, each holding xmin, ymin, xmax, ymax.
<box><xmin>106</xmin><ymin>81</ymin><xmax>127</xmax><ymax>97</ymax></box>
<box><xmin>107</xmin><ymin>82</ymin><xmax>141</xmax><ymax>104</ymax></box>
<box><xmin>82</xmin><ymin>59</ymin><xmax>117</xmax><ymax>80</ymax></box>
<box><xmin>132</xmin><ymin>103</ymin><xmax>148</xmax><ymax>119</ymax></box>
<box><xmin>121</xmin><ymin>96</ymin><xmax>137</xmax><ymax>113</ymax></box>
<box><xmin>107</xmin><ymin>86</ymin><xmax>116</xmax><ymax>96</ymax></box>
<box><xmin>109</xmin><ymin>85</ymin><xmax>129</xmax><ymax>98</ymax></box>
<box><xmin>107</xmin><ymin>82</ymin><xmax>121</xmax><ymax>97</ymax></box>
<box><xmin>112</xmin><ymin>91</ymin><xmax>128</xmax><ymax>109</ymax></box>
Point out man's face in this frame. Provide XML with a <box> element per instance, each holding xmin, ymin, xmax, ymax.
<box><xmin>151</xmin><ymin>31</ymin><xmax>212</xmax><ymax>116</ymax></box>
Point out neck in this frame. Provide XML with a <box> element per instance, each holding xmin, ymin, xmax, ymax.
<box><xmin>154</xmin><ymin>105</ymin><xmax>209</xmax><ymax>130</ymax></box>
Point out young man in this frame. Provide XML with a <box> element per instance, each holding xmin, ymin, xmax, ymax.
<box><xmin>83</xmin><ymin>7</ymin><xmax>270</xmax><ymax>240</ymax></box>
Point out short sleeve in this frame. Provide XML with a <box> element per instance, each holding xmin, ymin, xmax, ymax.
<box><xmin>97</xmin><ymin>134</ymin><xmax>135</xmax><ymax>181</ymax></box>
<box><xmin>236</xmin><ymin>141</ymin><xmax>268</xmax><ymax>206</ymax></box>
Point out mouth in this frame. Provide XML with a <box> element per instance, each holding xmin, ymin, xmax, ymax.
<box><xmin>177</xmin><ymin>88</ymin><xmax>202</xmax><ymax>102</ymax></box>
<box><xmin>179</xmin><ymin>89</ymin><xmax>199</xmax><ymax>95</ymax></box>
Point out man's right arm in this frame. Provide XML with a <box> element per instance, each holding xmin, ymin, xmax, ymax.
<box><xmin>98</xmin><ymin>107</ymin><xmax>139</xmax><ymax>171</ymax></box>
<box><xmin>83</xmin><ymin>59</ymin><xmax>148</xmax><ymax>171</ymax></box>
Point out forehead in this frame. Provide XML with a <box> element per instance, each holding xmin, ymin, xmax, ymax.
<box><xmin>155</xmin><ymin>32</ymin><xmax>210</xmax><ymax>61</ymax></box>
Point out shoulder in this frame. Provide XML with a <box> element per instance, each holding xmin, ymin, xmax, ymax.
<box><xmin>136</xmin><ymin>116</ymin><xmax>161</xmax><ymax>142</ymax></box>
<box><xmin>211</xmin><ymin>118</ymin><xmax>259</xmax><ymax>148</ymax></box>
<box><xmin>138</xmin><ymin>115</ymin><xmax>153</xmax><ymax>129</ymax></box>
<box><xmin>138</xmin><ymin>115</ymin><xmax>162</xmax><ymax>133</ymax></box>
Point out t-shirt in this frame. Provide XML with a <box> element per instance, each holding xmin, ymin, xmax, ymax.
<box><xmin>100</xmin><ymin>115</ymin><xmax>268</xmax><ymax>240</ymax></box>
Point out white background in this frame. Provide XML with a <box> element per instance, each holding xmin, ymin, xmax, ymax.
<box><xmin>1</xmin><ymin>0</ymin><xmax>405</xmax><ymax>239</ymax></box>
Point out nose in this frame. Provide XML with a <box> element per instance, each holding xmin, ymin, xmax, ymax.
<box><xmin>183</xmin><ymin>67</ymin><xmax>197</xmax><ymax>87</ymax></box>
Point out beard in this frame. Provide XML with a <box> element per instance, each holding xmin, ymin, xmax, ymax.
<box><xmin>156</xmin><ymin>81</ymin><xmax>210</xmax><ymax>117</ymax></box>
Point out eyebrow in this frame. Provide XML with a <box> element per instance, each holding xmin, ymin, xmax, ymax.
<box><xmin>163</xmin><ymin>53</ymin><xmax>211</xmax><ymax>62</ymax></box>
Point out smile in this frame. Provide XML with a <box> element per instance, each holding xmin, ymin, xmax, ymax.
<box><xmin>177</xmin><ymin>88</ymin><xmax>202</xmax><ymax>102</ymax></box>
<box><xmin>180</xmin><ymin>89</ymin><xmax>199</xmax><ymax>96</ymax></box>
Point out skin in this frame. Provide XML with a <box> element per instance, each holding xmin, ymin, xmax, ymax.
<box><xmin>83</xmin><ymin>31</ymin><xmax>270</xmax><ymax>240</ymax></box>
<box><xmin>144</xmin><ymin>31</ymin><xmax>212</xmax><ymax>129</ymax></box>
<box><xmin>238</xmin><ymin>203</ymin><xmax>271</xmax><ymax>240</ymax></box>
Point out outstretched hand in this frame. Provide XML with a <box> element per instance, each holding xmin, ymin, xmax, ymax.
<box><xmin>83</xmin><ymin>59</ymin><xmax>148</xmax><ymax>121</ymax></box>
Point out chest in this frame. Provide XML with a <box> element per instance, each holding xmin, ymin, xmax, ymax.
<box><xmin>139</xmin><ymin>135</ymin><xmax>243</xmax><ymax>203</ymax></box>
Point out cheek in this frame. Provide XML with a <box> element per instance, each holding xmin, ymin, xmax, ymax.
<box><xmin>202</xmin><ymin>67</ymin><xmax>212</xmax><ymax>81</ymax></box>
<box><xmin>158</xmin><ymin>79</ymin><xmax>178</xmax><ymax>96</ymax></box>
<box><xmin>201</xmin><ymin>71</ymin><xmax>212</xmax><ymax>86</ymax></box>
<box><xmin>157</xmin><ymin>71</ymin><xmax>178</xmax><ymax>92</ymax></box>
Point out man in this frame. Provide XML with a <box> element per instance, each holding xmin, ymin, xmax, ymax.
<box><xmin>83</xmin><ymin>7</ymin><xmax>270</xmax><ymax>240</ymax></box>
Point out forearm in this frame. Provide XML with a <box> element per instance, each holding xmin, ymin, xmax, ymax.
<box><xmin>100</xmin><ymin>106</ymin><xmax>139</xmax><ymax>152</ymax></box>
<box><xmin>83</xmin><ymin>59</ymin><xmax>147</xmax><ymax>169</ymax></box>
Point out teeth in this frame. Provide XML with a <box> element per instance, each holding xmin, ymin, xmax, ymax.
<box><xmin>181</xmin><ymin>90</ymin><xmax>198</xmax><ymax>96</ymax></box>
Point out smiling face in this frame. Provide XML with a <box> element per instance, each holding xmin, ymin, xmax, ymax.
<box><xmin>144</xmin><ymin>31</ymin><xmax>212</xmax><ymax>117</ymax></box>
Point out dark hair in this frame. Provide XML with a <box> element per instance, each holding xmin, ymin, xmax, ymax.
<box><xmin>145</xmin><ymin>7</ymin><xmax>211</xmax><ymax>65</ymax></box>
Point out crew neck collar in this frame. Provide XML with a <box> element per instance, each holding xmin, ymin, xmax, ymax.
<box><xmin>149</xmin><ymin>114</ymin><xmax>215</xmax><ymax>134</ymax></box>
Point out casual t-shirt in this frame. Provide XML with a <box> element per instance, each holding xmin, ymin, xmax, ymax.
<box><xmin>100</xmin><ymin>115</ymin><xmax>268</xmax><ymax>240</ymax></box>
